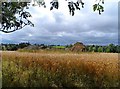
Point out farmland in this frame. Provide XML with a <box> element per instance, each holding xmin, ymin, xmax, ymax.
<box><xmin>1</xmin><ymin>51</ymin><xmax>119</xmax><ymax>88</ymax></box>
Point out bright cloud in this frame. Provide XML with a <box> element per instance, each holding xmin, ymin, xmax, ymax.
<box><xmin>1</xmin><ymin>0</ymin><xmax>119</xmax><ymax>45</ymax></box>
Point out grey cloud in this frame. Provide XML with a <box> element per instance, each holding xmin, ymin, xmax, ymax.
<box><xmin>1</xmin><ymin>1</ymin><xmax>118</xmax><ymax>45</ymax></box>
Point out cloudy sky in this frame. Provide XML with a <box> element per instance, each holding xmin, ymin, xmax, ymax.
<box><xmin>0</xmin><ymin>0</ymin><xmax>119</xmax><ymax>45</ymax></box>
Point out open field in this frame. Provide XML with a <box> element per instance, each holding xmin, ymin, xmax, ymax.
<box><xmin>1</xmin><ymin>51</ymin><xmax>119</xmax><ymax>88</ymax></box>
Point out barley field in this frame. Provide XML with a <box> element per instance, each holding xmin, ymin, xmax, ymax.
<box><xmin>1</xmin><ymin>51</ymin><xmax>119</xmax><ymax>88</ymax></box>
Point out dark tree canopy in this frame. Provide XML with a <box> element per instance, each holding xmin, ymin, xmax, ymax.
<box><xmin>0</xmin><ymin>1</ymin><xmax>34</xmax><ymax>33</ymax></box>
<box><xmin>0</xmin><ymin>0</ymin><xmax>104</xmax><ymax>33</ymax></box>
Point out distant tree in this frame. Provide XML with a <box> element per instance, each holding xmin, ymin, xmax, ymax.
<box><xmin>65</xmin><ymin>45</ymin><xmax>69</xmax><ymax>48</ymax></box>
<box><xmin>108</xmin><ymin>44</ymin><xmax>115</xmax><ymax>53</ymax></box>
<box><xmin>2</xmin><ymin>46</ymin><xmax>6</xmax><ymax>50</ymax></box>
<box><xmin>98</xmin><ymin>46</ymin><xmax>103</xmax><ymax>52</ymax></box>
<box><xmin>11</xmin><ymin>44</ymin><xmax>18</xmax><ymax>51</ymax></box>
<box><xmin>116</xmin><ymin>45</ymin><xmax>120</xmax><ymax>53</ymax></box>
<box><xmin>106</xmin><ymin>47</ymin><xmax>110</xmax><ymax>53</ymax></box>
<box><xmin>103</xmin><ymin>46</ymin><xmax>106</xmax><ymax>52</ymax></box>
<box><xmin>0</xmin><ymin>0</ymin><xmax>104</xmax><ymax>33</ymax></box>
<box><xmin>92</xmin><ymin>45</ymin><xmax>99</xmax><ymax>52</ymax></box>
<box><xmin>88</xmin><ymin>45</ymin><xmax>94</xmax><ymax>52</ymax></box>
<box><xmin>66</xmin><ymin>44</ymin><xmax>73</xmax><ymax>48</ymax></box>
<box><xmin>1</xmin><ymin>45</ymin><xmax>6</xmax><ymax>50</ymax></box>
<box><xmin>18</xmin><ymin>42</ymin><xmax>30</xmax><ymax>49</ymax></box>
<box><xmin>5</xmin><ymin>45</ymin><xmax>11</xmax><ymax>50</ymax></box>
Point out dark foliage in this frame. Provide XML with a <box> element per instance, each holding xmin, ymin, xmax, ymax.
<box><xmin>86</xmin><ymin>44</ymin><xmax>120</xmax><ymax>53</ymax></box>
<box><xmin>1</xmin><ymin>42</ymin><xmax>120</xmax><ymax>53</ymax></box>
<box><xmin>0</xmin><ymin>0</ymin><xmax>104</xmax><ymax>33</ymax></box>
<box><xmin>0</xmin><ymin>2</ymin><xmax>34</xmax><ymax>33</ymax></box>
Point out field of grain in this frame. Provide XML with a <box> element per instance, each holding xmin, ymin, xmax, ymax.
<box><xmin>1</xmin><ymin>51</ymin><xmax>119</xmax><ymax>88</ymax></box>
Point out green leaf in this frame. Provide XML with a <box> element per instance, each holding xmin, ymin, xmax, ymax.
<box><xmin>93</xmin><ymin>4</ymin><xmax>98</xmax><ymax>11</ymax></box>
<box><xmin>50</xmin><ymin>6</ymin><xmax>53</xmax><ymax>10</ymax></box>
<box><xmin>99</xmin><ymin>5</ymin><xmax>103</xmax><ymax>10</ymax></box>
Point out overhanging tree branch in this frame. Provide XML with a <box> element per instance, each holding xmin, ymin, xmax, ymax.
<box><xmin>0</xmin><ymin>0</ymin><xmax>104</xmax><ymax>33</ymax></box>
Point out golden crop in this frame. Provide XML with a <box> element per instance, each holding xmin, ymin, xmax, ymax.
<box><xmin>1</xmin><ymin>51</ymin><xmax>119</xmax><ymax>88</ymax></box>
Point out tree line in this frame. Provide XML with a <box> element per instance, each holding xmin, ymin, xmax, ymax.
<box><xmin>0</xmin><ymin>43</ymin><xmax>30</xmax><ymax>51</ymax></box>
<box><xmin>86</xmin><ymin>44</ymin><xmax>120</xmax><ymax>53</ymax></box>
<box><xmin>0</xmin><ymin>42</ymin><xmax>120</xmax><ymax>53</ymax></box>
